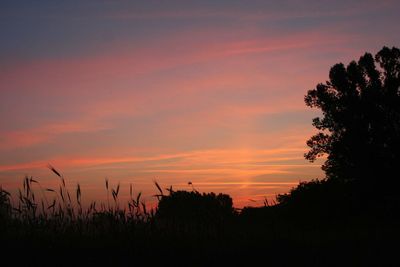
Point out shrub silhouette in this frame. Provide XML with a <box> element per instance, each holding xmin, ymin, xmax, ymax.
<box><xmin>304</xmin><ymin>46</ymin><xmax>400</xmax><ymax>190</ymax></box>
<box><xmin>276</xmin><ymin>179</ymin><xmax>357</xmax><ymax>218</ymax></box>
<box><xmin>155</xmin><ymin>190</ymin><xmax>235</xmax><ymax>226</ymax></box>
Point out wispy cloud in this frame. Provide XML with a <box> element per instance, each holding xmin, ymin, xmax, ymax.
<box><xmin>0</xmin><ymin>147</ymin><xmax>318</xmax><ymax>171</ymax></box>
<box><xmin>0</xmin><ymin>121</ymin><xmax>110</xmax><ymax>149</ymax></box>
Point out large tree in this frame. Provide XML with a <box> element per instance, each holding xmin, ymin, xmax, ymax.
<box><xmin>304</xmin><ymin>46</ymin><xmax>400</xmax><ymax>188</ymax></box>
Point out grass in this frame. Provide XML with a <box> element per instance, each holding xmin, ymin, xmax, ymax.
<box><xmin>0</xmin><ymin>167</ymin><xmax>399</xmax><ymax>266</ymax></box>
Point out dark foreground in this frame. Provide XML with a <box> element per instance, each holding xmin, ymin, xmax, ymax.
<box><xmin>2</xmin><ymin>210</ymin><xmax>399</xmax><ymax>266</ymax></box>
<box><xmin>1</xmin><ymin>179</ymin><xmax>399</xmax><ymax>266</ymax></box>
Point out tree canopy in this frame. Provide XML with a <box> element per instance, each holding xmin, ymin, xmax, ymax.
<box><xmin>305</xmin><ymin>46</ymin><xmax>400</xmax><ymax>189</ymax></box>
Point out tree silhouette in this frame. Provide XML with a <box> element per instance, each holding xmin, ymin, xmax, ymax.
<box><xmin>305</xmin><ymin>46</ymin><xmax>400</xmax><ymax>190</ymax></box>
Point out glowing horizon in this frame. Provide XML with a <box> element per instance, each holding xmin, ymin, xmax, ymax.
<box><xmin>1</xmin><ymin>1</ymin><xmax>399</xmax><ymax>207</ymax></box>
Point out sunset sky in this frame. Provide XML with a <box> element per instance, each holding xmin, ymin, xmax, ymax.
<box><xmin>1</xmin><ymin>0</ymin><xmax>399</xmax><ymax>207</ymax></box>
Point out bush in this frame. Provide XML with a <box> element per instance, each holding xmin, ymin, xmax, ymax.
<box><xmin>155</xmin><ymin>190</ymin><xmax>235</xmax><ymax>226</ymax></box>
<box><xmin>276</xmin><ymin>179</ymin><xmax>357</xmax><ymax>219</ymax></box>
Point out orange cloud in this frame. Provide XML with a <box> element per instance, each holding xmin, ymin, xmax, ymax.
<box><xmin>0</xmin><ymin>147</ymin><xmax>320</xmax><ymax>172</ymax></box>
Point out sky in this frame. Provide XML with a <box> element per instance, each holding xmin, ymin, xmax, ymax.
<box><xmin>1</xmin><ymin>0</ymin><xmax>399</xmax><ymax>208</ymax></box>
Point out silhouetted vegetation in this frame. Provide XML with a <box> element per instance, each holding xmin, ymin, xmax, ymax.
<box><xmin>1</xmin><ymin>172</ymin><xmax>398</xmax><ymax>266</ymax></box>
<box><xmin>1</xmin><ymin>46</ymin><xmax>400</xmax><ymax>266</ymax></box>
<box><xmin>0</xmin><ymin>186</ymin><xmax>11</xmax><ymax>222</ymax></box>
<box><xmin>272</xmin><ymin>45</ymin><xmax>400</xmax><ymax>224</ymax></box>
<box><xmin>305</xmin><ymin>46</ymin><xmax>400</xmax><ymax>191</ymax></box>
<box><xmin>155</xmin><ymin>189</ymin><xmax>235</xmax><ymax>229</ymax></box>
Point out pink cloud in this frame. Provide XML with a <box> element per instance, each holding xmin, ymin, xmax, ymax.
<box><xmin>1</xmin><ymin>26</ymin><xmax>353</xmax><ymax>92</ymax></box>
<box><xmin>0</xmin><ymin>121</ymin><xmax>110</xmax><ymax>149</ymax></box>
